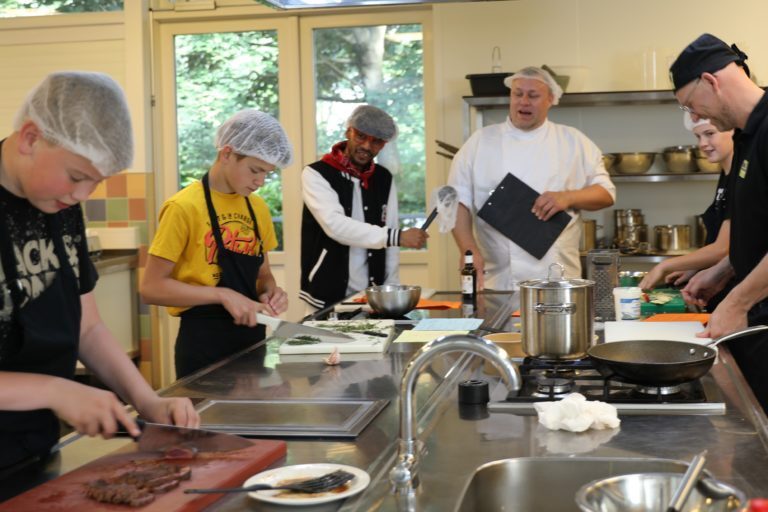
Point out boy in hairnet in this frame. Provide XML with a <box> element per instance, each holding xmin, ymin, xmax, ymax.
<box><xmin>300</xmin><ymin>105</ymin><xmax>428</xmax><ymax>311</ymax></box>
<box><xmin>0</xmin><ymin>71</ymin><xmax>198</xmax><ymax>486</ymax></box>
<box><xmin>142</xmin><ymin>109</ymin><xmax>293</xmax><ymax>378</ymax></box>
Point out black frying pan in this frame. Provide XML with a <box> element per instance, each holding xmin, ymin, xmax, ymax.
<box><xmin>587</xmin><ymin>325</ymin><xmax>768</xmax><ymax>386</ymax></box>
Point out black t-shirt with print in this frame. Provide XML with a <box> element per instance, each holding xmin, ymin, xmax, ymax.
<box><xmin>0</xmin><ymin>184</ymin><xmax>98</xmax><ymax>365</ymax></box>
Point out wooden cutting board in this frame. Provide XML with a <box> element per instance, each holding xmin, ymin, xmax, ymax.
<box><xmin>0</xmin><ymin>439</ymin><xmax>286</xmax><ymax>512</ymax></box>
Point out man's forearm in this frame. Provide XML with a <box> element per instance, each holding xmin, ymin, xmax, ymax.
<box><xmin>567</xmin><ymin>184</ymin><xmax>614</xmax><ymax>211</ymax></box>
<box><xmin>451</xmin><ymin>203</ymin><xmax>480</xmax><ymax>252</ymax></box>
<box><xmin>726</xmin><ymin>253</ymin><xmax>768</xmax><ymax>313</ymax></box>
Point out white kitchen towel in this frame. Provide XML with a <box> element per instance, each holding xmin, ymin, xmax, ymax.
<box><xmin>534</xmin><ymin>393</ymin><xmax>620</xmax><ymax>432</ymax></box>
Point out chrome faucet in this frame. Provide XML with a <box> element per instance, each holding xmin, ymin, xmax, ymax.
<box><xmin>389</xmin><ymin>334</ymin><xmax>522</xmax><ymax>495</ymax></box>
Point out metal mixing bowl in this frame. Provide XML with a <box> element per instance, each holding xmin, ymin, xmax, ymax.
<box><xmin>575</xmin><ymin>472</ymin><xmax>746</xmax><ymax>512</ymax></box>
<box><xmin>601</xmin><ymin>153</ymin><xmax>617</xmax><ymax>172</ymax></box>
<box><xmin>613</xmin><ymin>152</ymin><xmax>655</xmax><ymax>174</ymax></box>
<box><xmin>662</xmin><ymin>145</ymin><xmax>697</xmax><ymax>173</ymax></box>
<box><xmin>693</xmin><ymin>147</ymin><xmax>722</xmax><ymax>173</ymax></box>
<box><xmin>365</xmin><ymin>284</ymin><xmax>421</xmax><ymax>317</ymax></box>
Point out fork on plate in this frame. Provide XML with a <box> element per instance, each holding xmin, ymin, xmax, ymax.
<box><xmin>184</xmin><ymin>469</ymin><xmax>355</xmax><ymax>494</ymax></box>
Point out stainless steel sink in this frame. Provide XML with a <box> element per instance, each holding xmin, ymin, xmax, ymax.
<box><xmin>454</xmin><ymin>457</ymin><xmax>692</xmax><ymax>512</ymax></box>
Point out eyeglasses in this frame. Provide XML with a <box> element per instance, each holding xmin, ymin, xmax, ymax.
<box><xmin>679</xmin><ymin>78</ymin><xmax>701</xmax><ymax>114</ymax></box>
<box><xmin>350</xmin><ymin>128</ymin><xmax>386</xmax><ymax>149</ymax></box>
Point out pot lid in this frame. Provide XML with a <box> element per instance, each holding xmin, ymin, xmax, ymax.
<box><xmin>519</xmin><ymin>263</ymin><xmax>594</xmax><ymax>290</ymax></box>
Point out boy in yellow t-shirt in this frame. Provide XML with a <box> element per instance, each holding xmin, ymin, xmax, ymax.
<box><xmin>142</xmin><ymin>109</ymin><xmax>293</xmax><ymax>377</ymax></box>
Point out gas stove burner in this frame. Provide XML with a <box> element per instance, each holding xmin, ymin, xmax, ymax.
<box><xmin>634</xmin><ymin>384</ymin><xmax>683</xmax><ymax>396</ymax></box>
<box><xmin>533</xmin><ymin>377</ymin><xmax>574</xmax><ymax>397</ymax></box>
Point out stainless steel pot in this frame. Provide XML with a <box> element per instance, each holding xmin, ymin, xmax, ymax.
<box><xmin>580</xmin><ymin>219</ymin><xmax>601</xmax><ymax>252</ymax></box>
<box><xmin>654</xmin><ymin>225</ymin><xmax>691</xmax><ymax>253</ymax></box>
<box><xmin>519</xmin><ymin>263</ymin><xmax>595</xmax><ymax>360</ymax></box>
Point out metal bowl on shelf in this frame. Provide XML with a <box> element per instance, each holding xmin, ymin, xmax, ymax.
<box><xmin>601</xmin><ymin>153</ymin><xmax>617</xmax><ymax>172</ymax></box>
<box><xmin>365</xmin><ymin>284</ymin><xmax>421</xmax><ymax>317</ymax></box>
<box><xmin>693</xmin><ymin>147</ymin><xmax>722</xmax><ymax>173</ymax></box>
<box><xmin>612</xmin><ymin>152</ymin><xmax>655</xmax><ymax>175</ymax></box>
<box><xmin>662</xmin><ymin>145</ymin><xmax>697</xmax><ymax>173</ymax></box>
<box><xmin>575</xmin><ymin>472</ymin><xmax>746</xmax><ymax>512</ymax></box>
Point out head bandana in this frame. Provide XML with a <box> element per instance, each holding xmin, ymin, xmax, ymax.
<box><xmin>669</xmin><ymin>33</ymin><xmax>750</xmax><ymax>92</ymax></box>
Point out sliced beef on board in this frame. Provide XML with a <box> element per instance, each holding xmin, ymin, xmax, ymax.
<box><xmin>85</xmin><ymin>463</ymin><xmax>192</xmax><ymax>507</ymax></box>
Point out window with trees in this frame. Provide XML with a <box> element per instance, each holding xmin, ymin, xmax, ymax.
<box><xmin>0</xmin><ymin>0</ymin><xmax>122</xmax><ymax>16</ymax></box>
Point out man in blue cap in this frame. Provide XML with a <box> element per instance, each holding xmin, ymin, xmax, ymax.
<box><xmin>670</xmin><ymin>33</ymin><xmax>768</xmax><ymax>410</ymax></box>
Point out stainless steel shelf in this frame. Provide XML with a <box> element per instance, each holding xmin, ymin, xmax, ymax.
<box><xmin>463</xmin><ymin>89</ymin><xmax>677</xmax><ymax>110</ymax></box>
<box><xmin>610</xmin><ymin>172</ymin><xmax>719</xmax><ymax>183</ymax></box>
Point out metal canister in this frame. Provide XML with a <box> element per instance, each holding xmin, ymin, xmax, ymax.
<box><xmin>519</xmin><ymin>263</ymin><xmax>595</xmax><ymax>360</ymax></box>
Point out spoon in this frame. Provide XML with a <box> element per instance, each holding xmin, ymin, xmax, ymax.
<box><xmin>667</xmin><ymin>450</ymin><xmax>707</xmax><ymax>512</ymax></box>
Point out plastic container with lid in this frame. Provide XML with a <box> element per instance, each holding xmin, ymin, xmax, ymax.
<box><xmin>613</xmin><ymin>286</ymin><xmax>642</xmax><ymax>321</ymax></box>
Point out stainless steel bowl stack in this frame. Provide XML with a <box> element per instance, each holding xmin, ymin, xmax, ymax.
<box><xmin>662</xmin><ymin>145</ymin><xmax>697</xmax><ymax>173</ymax></box>
<box><xmin>365</xmin><ymin>284</ymin><xmax>421</xmax><ymax>317</ymax></box>
<box><xmin>575</xmin><ymin>472</ymin><xmax>746</xmax><ymax>512</ymax></box>
<box><xmin>612</xmin><ymin>152</ymin><xmax>655</xmax><ymax>175</ymax></box>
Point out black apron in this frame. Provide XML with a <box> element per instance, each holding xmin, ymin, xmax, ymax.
<box><xmin>0</xmin><ymin>214</ymin><xmax>81</xmax><ymax>474</ymax></box>
<box><xmin>174</xmin><ymin>173</ymin><xmax>267</xmax><ymax>378</ymax></box>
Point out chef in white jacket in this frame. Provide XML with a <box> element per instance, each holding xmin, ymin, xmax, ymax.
<box><xmin>449</xmin><ymin>66</ymin><xmax>616</xmax><ymax>290</ymax></box>
<box><xmin>300</xmin><ymin>105</ymin><xmax>428</xmax><ymax>311</ymax></box>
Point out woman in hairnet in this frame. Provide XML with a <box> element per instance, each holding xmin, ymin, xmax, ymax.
<box><xmin>0</xmin><ymin>71</ymin><xmax>198</xmax><ymax>488</ymax></box>
<box><xmin>141</xmin><ymin>109</ymin><xmax>293</xmax><ymax>378</ymax></box>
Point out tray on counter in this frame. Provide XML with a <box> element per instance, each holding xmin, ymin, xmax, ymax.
<box><xmin>197</xmin><ymin>398</ymin><xmax>389</xmax><ymax>438</ymax></box>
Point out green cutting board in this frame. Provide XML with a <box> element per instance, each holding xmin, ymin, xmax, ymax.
<box><xmin>641</xmin><ymin>288</ymin><xmax>687</xmax><ymax>315</ymax></box>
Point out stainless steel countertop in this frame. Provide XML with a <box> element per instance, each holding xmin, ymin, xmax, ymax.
<box><xmin>22</xmin><ymin>292</ymin><xmax>768</xmax><ymax>510</ymax></box>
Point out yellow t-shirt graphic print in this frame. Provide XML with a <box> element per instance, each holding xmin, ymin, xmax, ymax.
<box><xmin>149</xmin><ymin>180</ymin><xmax>277</xmax><ymax>316</ymax></box>
<box><xmin>203</xmin><ymin>218</ymin><xmax>264</xmax><ymax>266</ymax></box>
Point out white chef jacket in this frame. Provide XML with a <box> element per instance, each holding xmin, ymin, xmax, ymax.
<box><xmin>302</xmin><ymin>166</ymin><xmax>400</xmax><ymax>299</ymax></box>
<box><xmin>448</xmin><ymin>117</ymin><xmax>616</xmax><ymax>290</ymax></box>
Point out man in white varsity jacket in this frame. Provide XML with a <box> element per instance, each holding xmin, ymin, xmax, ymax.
<box><xmin>300</xmin><ymin>105</ymin><xmax>428</xmax><ymax>311</ymax></box>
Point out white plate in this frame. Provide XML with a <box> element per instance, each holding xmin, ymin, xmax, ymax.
<box><xmin>244</xmin><ymin>463</ymin><xmax>370</xmax><ymax>506</ymax></box>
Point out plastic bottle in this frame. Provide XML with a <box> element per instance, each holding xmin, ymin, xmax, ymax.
<box><xmin>461</xmin><ymin>250</ymin><xmax>477</xmax><ymax>304</ymax></box>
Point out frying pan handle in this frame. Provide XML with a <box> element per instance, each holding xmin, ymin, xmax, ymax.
<box><xmin>421</xmin><ymin>207</ymin><xmax>438</xmax><ymax>230</ymax></box>
<box><xmin>709</xmin><ymin>325</ymin><xmax>768</xmax><ymax>348</ymax></box>
<box><xmin>534</xmin><ymin>302</ymin><xmax>575</xmax><ymax>315</ymax></box>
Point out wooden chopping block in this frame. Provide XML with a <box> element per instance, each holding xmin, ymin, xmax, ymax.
<box><xmin>0</xmin><ymin>439</ymin><xmax>286</xmax><ymax>512</ymax></box>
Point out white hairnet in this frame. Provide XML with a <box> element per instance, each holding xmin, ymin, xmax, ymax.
<box><xmin>215</xmin><ymin>109</ymin><xmax>293</xmax><ymax>167</ymax></box>
<box><xmin>347</xmin><ymin>105</ymin><xmax>397</xmax><ymax>141</ymax></box>
<box><xmin>683</xmin><ymin>111</ymin><xmax>711</xmax><ymax>131</ymax></box>
<box><xmin>13</xmin><ymin>71</ymin><xmax>133</xmax><ymax>176</ymax></box>
<box><xmin>503</xmin><ymin>66</ymin><xmax>564</xmax><ymax>105</ymax></box>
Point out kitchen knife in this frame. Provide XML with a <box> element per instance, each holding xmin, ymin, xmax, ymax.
<box><xmin>256</xmin><ymin>313</ymin><xmax>354</xmax><ymax>342</ymax></box>
<box><xmin>133</xmin><ymin>419</ymin><xmax>253</xmax><ymax>453</ymax></box>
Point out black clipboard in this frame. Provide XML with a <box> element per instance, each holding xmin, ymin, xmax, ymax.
<box><xmin>477</xmin><ymin>173</ymin><xmax>572</xmax><ymax>259</ymax></box>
